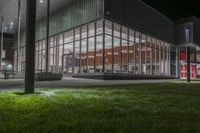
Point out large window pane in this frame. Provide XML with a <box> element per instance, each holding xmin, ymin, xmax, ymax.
<box><xmin>141</xmin><ymin>34</ymin><xmax>146</xmax><ymax>75</ymax></box>
<box><xmin>129</xmin><ymin>41</ymin><xmax>135</xmax><ymax>73</ymax></box>
<box><xmin>81</xmin><ymin>39</ymin><xmax>87</xmax><ymax>73</ymax></box>
<box><xmin>96</xmin><ymin>35</ymin><xmax>103</xmax><ymax>72</ymax></box>
<box><xmin>113</xmin><ymin>37</ymin><xmax>121</xmax><ymax>73</ymax></box>
<box><xmin>135</xmin><ymin>32</ymin><xmax>140</xmax><ymax>74</ymax></box>
<box><xmin>105</xmin><ymin>20</ymin><xmax>112</xmax><ymax>35</ymax></box>
<box><xmin>122</xmin><ymin>39</ymin><xmax>128</xmax><ymax>73</ymax></box>
<box><xmin>74</xmin><ymin>41</ymin><xmax>80</xmax><ymax>73</ymax></box>
<box><xmin>105</xmin><ymin>35</ymin><xmax>112</xmax><ymax>72</ymax></box>
<box><xmin>88</xmin><ymin>37</ymin><xmax>95</xmax><ymax>73</ymax></box>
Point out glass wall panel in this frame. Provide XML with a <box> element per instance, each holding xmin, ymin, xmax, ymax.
<box><xmin>165</xmin><ymin>44</ymin><xmax>169</xmax><ymax>75</ymax></box>
<box><xmin>81</xmin><ymin>39</ymin><xmax>87</xmax><ymax>73</ymax></box>
<box><xmin>89</xmin><ymin>23</ymin><xmax>95</xmax><ymax>37</ymax></box>
<box><xmin>155</xmin><ymin>40</ymin><xmax>160</xmax><ymax>75</ymax></box>
<box><xmin>129</xmin><ymin>30</ymin><xmax>135</xmax><ymax>73</ymax></box>
<box><xmin>113</xmin><ymin>37</ymin><xmax>121</xmax><ymax>73</ymax></box>
<box><xmin>96</xmin><ymin>20</ymin><xmax>103</xmax><ymax>35</ymax></box>
<box><xmin>114</xmin><ymin>24</ymin><xmax>120</xmax><ymax>38</ymax></box>
<box><xmin>129</xmin><ymin>41</ymin><xmax>135</xmax><ymax>74</ymax></box>
<box><xmin>146</xmin><ymin>37</ymin><xmax>151</xmax><ymax>75</ymax></box>
<box><xmin>151</xmin><ymin>38</ymin><xmax>156</xmax><ymax>75</ymax></box>
<box><xmin>63</xmin><ymin>42</ymin><xmax>73</xmax><ymax>74</ymax></box>
<box><xmin>64</xmin><ymin>30</ymin><xmax>73</xmax><ymax>44</ymax></box>
<box><xmin>105</xmin><ymin>35</ymin><xmax>112</xmax><ymax>72</ymax></box>
<box><xmin>135</xmin><ymin>32</ymin><xmax>140</xmax><ymax>74</ymax></box>
<box><xmin>58</xmin><ymin>45</ymin><xmax>63</xmax><ymax>73</ymax></box>
<box><xmin>74</xmin><ymin>41</ymin><xmax>80</xmax><ymax>73</ymax></box>
<box><xmin>49</xmin><ymin>47</ymin><xmax>54</xmax><ymax>72</ymax></box>
<box><xmin>160</xmin><ymin>42</ymin><xmax>164</xmax><ymax>75</ymax></box>
<box><xmin>122</xmin><ymin>39</ymin><xmax>128</xmax><ymax>73</ymax></box>
<box><xmin>105</xmin><ymin>20</ymin><xmax>112</xmax><ymax>35</ymax></box>
<box><xmin>141</xmin><ymin>34</ymin><xmax>146</xmax><ymax>75</ymax></box>
<box><xmin>42</xmin><ymin>50</ymin><xmax>46</xmax><ymax>72</ymax></box>
<box><xmin>122</xmin><ymin>27</ymin><xmax>128</xmax><ymax>40</ymax></box>
<box><xmin>88</xmin><ymin>37</ymin><xmax>95</xmax><ymax>73</ymax></box>
<box><xmin>96</xmin><ymin>35</ymin><xmax>103</xmax><ymax>73</ymax></box>
<box><xmin>81</xmin><ymin>25</ymin><xmax>87</xmax><ymax>39</ymax></box>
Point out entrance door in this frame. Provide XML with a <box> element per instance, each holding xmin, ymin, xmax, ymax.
<box><xmin>62</xmin><ymin>54</ymin><xmax>73</xmax><ymax>76</ymax></box>
<box><xmin>180</xmin><ymin>64</ymin><xmax>197</xmax><ymax>79</ymax></box>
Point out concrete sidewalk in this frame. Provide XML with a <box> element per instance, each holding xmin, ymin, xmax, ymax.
<box><xmin>0</xmin><ymin>78</ymin><xmax>176</xmax><ymax>90</ymax></box>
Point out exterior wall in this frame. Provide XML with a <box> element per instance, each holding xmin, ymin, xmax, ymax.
<box><xmin>104</xmin><ymin>0</ymin><xmax>175</xmax><ymax>44</ymax></box>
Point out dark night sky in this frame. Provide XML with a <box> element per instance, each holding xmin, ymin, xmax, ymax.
<box><xmin>141</xmin><ymin>0</ymin><xmax>200</xmax><ymax>20</ymax></box>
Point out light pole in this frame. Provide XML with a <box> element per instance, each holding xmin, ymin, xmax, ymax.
<box><xmin>0</xmin><ymin>16</ymin><xmax>4</xmax><ymax>71</ymax></box>
<box><xmin>25</xmin><ymin>0</ymin><xmax>36</xmax><ymax>94</ymax></box>
<box><xmin>185</xmin><ymin>27</ymin><xmax>190</xmax><ymax>83</ymax></box>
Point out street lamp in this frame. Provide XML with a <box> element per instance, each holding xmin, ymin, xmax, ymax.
<box><xmin>185</xmin><ymin>27</ymin><xmax>190</xmax><ymax>82</ymax></box>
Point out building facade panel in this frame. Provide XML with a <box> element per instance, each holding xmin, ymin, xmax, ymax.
<box><xmin>104</xmin><ymin>0</ymin><xmax>175</xmax><ymax>44</ymax></box>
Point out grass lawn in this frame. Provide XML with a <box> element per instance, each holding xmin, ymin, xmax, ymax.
<box><xmin>1</xmin><ymin>83</ymin><xmax>200</xmax><ymax>133</ymax></box>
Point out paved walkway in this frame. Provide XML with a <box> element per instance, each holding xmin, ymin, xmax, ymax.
<box><xmin>0</xmin><ymin>78</ymin><xmax>176</xmax><ymax>90</ymax></box>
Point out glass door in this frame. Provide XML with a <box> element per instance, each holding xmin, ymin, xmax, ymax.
<box><xmin>62</xmin><ymin>54</ymin><xmax>73</xmax><ymax>76</ymax></box>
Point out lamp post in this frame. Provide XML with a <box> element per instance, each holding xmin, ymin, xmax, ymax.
<box><xmin>25</xmin><ymin>0</ymin><xmax>36</xmax><ymax>94</ymax></box>
<box><xmin>0</xmin><ymin>16</ymin><xmax>4</xmax><ymax>71</ymax></box>
<box><xmin>185</xmin><ymin>27</ymin><xmax>190</xmax><ymax>83</ymax></box>
<box><xmin>16</xmin><ymin>0</ymin><xmax>21</xmax><ymax>72</ymax></box>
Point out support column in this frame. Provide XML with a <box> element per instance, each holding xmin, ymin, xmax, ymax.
<box><xmin>111</xmin><ymin>23</ymin><xmax>114</xmax><ymax>73</ymax></box>
<box><xmin>187</xmin><ymin>46</ymin><xmax>190</xmax><ymax>82</ymax></box>
<box><xmin>0</xmin><ymin>16</ymin><xmax>4</xmax><ymax>70</ymax></box>
<box><xmin>159</xmin><ymin>41</ymin><xmax>161</xmax><ymax>75</ymax></box>
<box><xmin>139</xmin><ymin>34</ymin><xmax>142</xmax><ymax>75</ymax></box>
<box><xmin>25</xmin><ymin>0</ymin><xmax>36</xmax><ymax>94</ymax></box>
<box><xmin>134</xmin><ymin>31</ymin><xmax>136</xmax><ymax>74</ymax></box>
<box><xmin>120</xmin><ymin>26</ymin><xmax>122</xmax><ymax>73</ymax></box>
<box><xmin>145</xmin><ymin>36</ymin><xmax>147</xmax><ymax>75</ymax></box>
<box><xmin>94</xmin><ymin>22</ymin><xmax>97</xmax><ymax>73</ymax></box>
<box><xmin>176</xmin><ymin>46</ymin><xmax>180</xmax><ymax>78</ymax></box>
<box><xmin>150</xmin><ymin>38</ymin><xmax>152</xmax><ymax>75</ymax></box>
<box><xmin>16</xmin><ymin>0</ymin><xmax>21</xmax><ymax>72</ymax></box>
<box><xmin>102</xmin><ymin>19</ymin><xmax>105</xmax><ymax>73</ymax></box>
<box><xmin>86</xmin><ymin>25</ymin><xmax>89</xmax><ymax>72</ymax></box>
<box><xmin>127</xmin><ymin>29</ymin><xmax>130</xmax><ymax>73</ymax></box>
<box><xmin>46</xmin><ymin>0</ymin><xmax>50</xmax><ymax>72</ymax></box>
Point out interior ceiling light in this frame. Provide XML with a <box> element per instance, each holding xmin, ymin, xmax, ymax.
<box><xmin>40</xmin><ymin>0</ymin><xmax>44</xmax><ymax>3</ymax></box>
<box><xmin>10</xmin><ymin>22</ymin><xmax>14</xmax><ymax>25</ymax></box>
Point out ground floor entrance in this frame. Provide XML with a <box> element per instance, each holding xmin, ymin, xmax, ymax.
<box><xmin>180</xmin><ymin>63</ymin><xmax>200</xmax><ymax>79</ymax></box>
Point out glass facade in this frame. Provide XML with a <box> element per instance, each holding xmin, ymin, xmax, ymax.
<box><xmin>14</xmin><ymin>19</ymin><xmax>173</xmax><ymax>77</ymax></box>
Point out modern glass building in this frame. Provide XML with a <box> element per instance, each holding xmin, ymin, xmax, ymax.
<box><xmin>3</xmin><ymin>0</ymin><xmax>199</xmax><ymax>79</ymax></box>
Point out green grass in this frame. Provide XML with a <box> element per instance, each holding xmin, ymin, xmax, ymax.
<box><xmin>1</xmin><ymin>83</ymin><xmax>200</xmax><ymax>133</ymax></box>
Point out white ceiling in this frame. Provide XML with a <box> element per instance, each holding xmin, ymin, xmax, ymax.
<box><xmin>0</xmin><ymin>0</ymin><xmax>74</xmax><ymax>34</ymax></box>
